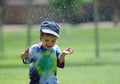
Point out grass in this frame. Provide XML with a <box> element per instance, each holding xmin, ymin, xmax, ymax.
<box><xmin>0</xmin><ymin>25</ymin><xmax>120</xmax><ymax>84</ymax></box>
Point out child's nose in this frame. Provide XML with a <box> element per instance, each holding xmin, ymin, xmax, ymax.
<box><xmin>48</xmin><ymin>41</ymin><xmax>52</xmax><ymax>45</ymax></box>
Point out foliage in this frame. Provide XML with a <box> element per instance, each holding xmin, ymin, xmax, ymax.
<box><xmin>48</xmin><ymin>0</ymin><xmax>81</xmax><ymax>24</ymax></box>
<box><xmin>48</xmin><ymin>0</ymin><xmax>93</xmax><ymax>24</ymax></box>
<box><xmin>76</xmin><ymin>0</ymin><xmax>93</xmax><ymax>4</ymax></box>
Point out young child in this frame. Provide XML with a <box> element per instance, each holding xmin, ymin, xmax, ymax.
<box><xmin>20</xmin><ymin>21</ymin><xmax>74</xmax><ymax>84</ymax></box>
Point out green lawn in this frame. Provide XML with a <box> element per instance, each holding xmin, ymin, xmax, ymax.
<box><xmin>0</xmin><ymin>26</ymin><xmax>120</xmax><ymax>84</ymax></box>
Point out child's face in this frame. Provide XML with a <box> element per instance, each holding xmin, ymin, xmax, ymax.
<box><xmin>40</xmin><ymin>34</ymin><xmax>57</xmax><ymax>50</ymax></box>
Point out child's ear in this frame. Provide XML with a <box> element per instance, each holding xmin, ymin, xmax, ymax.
<box><xmin>39</xmin><ymin>36</ymin><xmax>42</xmax><ymax>41</ymax></box>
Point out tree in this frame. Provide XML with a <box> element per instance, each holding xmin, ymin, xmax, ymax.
<box><xmin>48</xmin><ymin>0</ymin><xmax>81</xmax><ymax>24</ymax></box>
<box><xmin>0</xmin><ymin>0</ymin><xmax>6</xmax><ymax>53</ymax></box>
<box><xmin>26</xmin><ymin>0</ymin><xmax>32</xmax><ymax>46</ymax></box>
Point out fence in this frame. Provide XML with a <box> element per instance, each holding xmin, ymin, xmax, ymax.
<box><xmin>0</xmin><ymin>0</ymin><xmax>120</xmax><ymax>57</ymax></box>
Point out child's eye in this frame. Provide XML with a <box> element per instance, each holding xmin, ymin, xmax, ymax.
<box><xmin>52</xmin><ymin>40</ymin><xmax>56</xmax><ymax>43</ymax></box>
<box><xmin>45</xmin><ymin>40</ymin><xmax>49</xmax><ymax>42</ymax></box>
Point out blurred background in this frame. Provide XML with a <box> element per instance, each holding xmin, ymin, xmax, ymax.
<box><xmin>0</xmin><ymin>0</ymin><xmax>120</xmax><ymax>84</ymax></box>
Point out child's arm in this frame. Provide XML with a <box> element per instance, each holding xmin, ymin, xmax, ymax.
<box><xmin>20</xmin><ymin>48</ymin><xmax>29</xmax><ymax>60</ymax></box>
<box><xmin>58</xmin><ymin>48</ymin><xmax>74</xmax><ymax>63</ymax></box>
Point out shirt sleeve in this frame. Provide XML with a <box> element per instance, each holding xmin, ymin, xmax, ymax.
<box><xmin>23</xmin><ymin>44</ymin><xmax>38</xmax><ymax>64</ymax></box>
<box><xmin>55</xmin><ymin>45</ymin><xmax>65</xmax><ymax>68</ymax></box>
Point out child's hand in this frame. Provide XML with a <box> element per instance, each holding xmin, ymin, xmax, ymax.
<box><xmin>59</xmin><ymin>48</ymin><xmax>74</xmax><ymax>63</ymax></box>
<box><xmin>20</xmin><ymin>47</ymin><xmax>29</xmax><ymax>60</ymax></box>
<box><xmin>63</xmin><ymin>48</ymin><xmax>74</xmax><ymax>55</ymax></box>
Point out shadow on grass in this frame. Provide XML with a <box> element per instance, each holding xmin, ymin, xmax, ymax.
<box><xmin>101</xmin><ymin>48</ymin><xmax>120</xmax><ymax>52</ymax></box>
<box><xmin>66</xmin><ymin>60</ymin><xmax>120</xmax><ymax>67</ymax></box>
<box><xmin>0</xmin><ymin>64</ymin><xmax>29</xmax><ymax>69</ymax></box>
<box><xmin>1</xmin><ymin>53</ymin><xmax>120</xmax><ymax>69</ymax></box>
<box><xmin>1</xmin><ymin>60</ymin><xmax>120</xmax><ymax>69</ymax></box>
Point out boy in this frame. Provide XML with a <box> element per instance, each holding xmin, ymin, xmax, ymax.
<box><xmin>20</xmin><ymin>21</ymin><xmax>74</xmax><ymax>84</ymax></box>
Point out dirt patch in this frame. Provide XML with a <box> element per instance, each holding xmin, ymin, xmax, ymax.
<box><xmin>60</xmin><ymin>21</ymin><xmax>120</xmax><ymax>29</ymax></box>
<box><xmin>1</xmin><ymin>21</ymin><xmax>120</xmax><ymax>31</ymax></box>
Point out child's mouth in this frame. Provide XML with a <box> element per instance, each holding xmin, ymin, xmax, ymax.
<box><xmin>46</xmin><ymin>45</ymin><xmax>52</xmax><ymax>49</ymax></box>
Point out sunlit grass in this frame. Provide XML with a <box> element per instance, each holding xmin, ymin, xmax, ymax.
<box><xmin>0</xmin><ymin>26</ymin><xmax>120</xmax><ymax>84</ymax></box>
